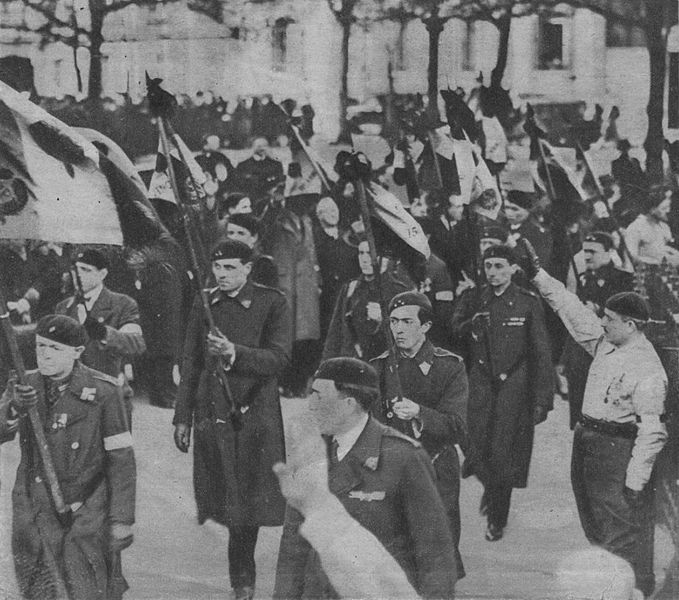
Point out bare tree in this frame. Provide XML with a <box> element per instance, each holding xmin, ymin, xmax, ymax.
<box><xmin>0</xmin><ymin>0</ymin><xmax>224</xmax><ymax>100</ymax></box>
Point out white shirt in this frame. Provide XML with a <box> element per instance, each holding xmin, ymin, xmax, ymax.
<box><xmin>76</xmin><ymin>284</ymin><xmax>104</xmax><ymax>323</ymax></box>
<box><xmin>334</xmin><ymin>413</ymin><xmax>369</xmax><ymax>461</ymax></box>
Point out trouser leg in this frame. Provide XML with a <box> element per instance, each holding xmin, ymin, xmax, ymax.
<box><xmin>485</xmin><ymin>484</ymin><xmax>512</xmax><ymax>529</ymax></box>
<box><xmin>228</xmin><ymin>526</ymin><xmax>260</xmax><ymax>589</ymax></box>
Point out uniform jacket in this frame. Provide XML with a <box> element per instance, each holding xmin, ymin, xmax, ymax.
<box><xmin>173</xmin><ymin>281</ymin><xmax>291</xmax><ymax>527</ymax></box>
<box><xmin>322</xmin><ymin>273</ymin><xmax>413</xmax><ymax>361</ymax></box>
<box><xmin>266</xmin><ymin>209</ymin><xmax>322</xmax><ymax>342</ymax></box>
<box><xmin>578</xmin><ymin>263</ymin><xmax>635</xmax><ymax>313</ymax></box>
<box><xmin>451</xmin><ymin>283</ymin><xmax>554</xmax><ymax>487</ymax></box>
<box><xmin>2</xmin><ymin>363</ymin><xmax>135</xmax><ymax>600</ymax></box>
<box><xmin>273</xmin><ymin>417</ymin><xmax>458</xmax><ymax>599</ymax></box>
<box><xmin>371</xmin><ymin>340</ymin><xmax>468</xmax><ymax>578</ymax></box>
<box><xmin>421</xmin><ymin>253</ymin><xmax>455</xmax><ymax>349</ymax></box>
<box><xmin>233</xmin><ymin>155</ymin><xmax>285</xmax><ymax>201</ymax></box>
<box><xmin>534</xmin><ymin>270</ymin><xmax>667</xmax><ymax>490</ymax></box>
<box><xmin>56</xmin><ymin>287</ymin><xmax>146</xmax><ymax>377</ymax></box>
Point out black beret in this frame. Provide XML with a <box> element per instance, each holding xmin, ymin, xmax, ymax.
<box><xmin>210</xmin><ymin>239</ymin><xmax>253</xmax><ymax>263</ymax></box>
<box><xmin>482</xmin><ymin>244</ymin><xmax>517</xmax><ymax>264</ymax></box>
<box><xmin>228</xmin><ymin>213</ymin><xmax>261</xmax><ymax>237</ymax></box>
<box><xmin>584</xmin><ymin>231</ymin><xmax>615</xmax><ymax>251</ymax></box>
<box><xmin>605</xmin><ymin>292</ymin><xmax>650</xmax><ymax>322</ymax></box>
<box><xmin>480</xmin><ymin>226</ymin><xmax>508</xmax><ymax>242</ymax></box>
<box><xmin>314</xmin><ymin>357</ymin><xmax>379</xmax><ymax>391</ymax></box>
<box><xmin>505</xmin><ymin>190</ymin><xmax>535</xmax><ymax>211</ymax></box>
<box><xmin>36</xmin><ymin>314</ymin><xmax>87</xmax><ymax>347</ymax></box>
<box><xmin>75</xmin><ymin>249</ymin><xmax>109</xmax><ymax>270</ymax></box>
<box><xmin>388</xmin><ymin>291</ymin><xmax>432</xmax><ymax>314</ymax></box>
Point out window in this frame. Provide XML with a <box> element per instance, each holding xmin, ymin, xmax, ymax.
<box><xmin>272</xmin><ymin>18</ymin><xmax>289</xmax><ymax>72</ymax></box>
<box><xmin>538</xmin><ymin>20</ymin><xmax>564</xmax><ymax>69</ymax></box>
<box><xmin>606</xmin><ymin>21</ymin><xmax>646</xmax><ymax>47</ymax></box>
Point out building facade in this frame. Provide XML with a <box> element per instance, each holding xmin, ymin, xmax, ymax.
<box><xmin>0</xmin><ymin>0</ymin><xmax>652</xmax><ymax>142</ymax></box>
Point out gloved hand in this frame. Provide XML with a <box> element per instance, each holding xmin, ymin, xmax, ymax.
<box><xmin>174</xmin><ymin>423</ymin><xmax>191</xmax><ymax>453</ymax></box>
<box><xmin>11</xmin><ymin>384</ymin><xmax>38</xmax><ymax>416</ymax></box>
<box><xmin>623</xmin><ymin>486</ymin><xmax>643</xmax><ymax>509</ymax></box>
<box><xmin>533</xmin><ymin>404</ymin><xmax>549</xmax><ymax>425</ymax></box>
<box><xmin>109</xmin><ymin>523</ymin><xmax>134</xmax><ymax>552</ymax></box>
<box><xmin>84</xmin><ymin>316</ymin><xmax>107</xmax><ymax>342</ymax></box>
<box><xmin>518</xmin><ymin>237</ymin><xmax>541</xmax><ymax>280</ymax></box>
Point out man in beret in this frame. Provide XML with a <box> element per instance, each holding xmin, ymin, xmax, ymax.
<box><xmin>173</xmin><ymin>239</ymin><xmax>291</xmax><ymax>600</ymax></box>
<box><xmin>273</xmin><ymin>357</ymin><xmax>458</xmax><ymax>599</ymax></box>
<box><xmin>370</xmin><ymin>291</ymin><xmax>468</xmax><ymax>578</ymax></box>
<box><xmin>226</xmin><ymin>213</ymin><xmax>279</xmax><ymax>288</ymax></box>
<box><xmin>0</xmin><ymin>315</ymin><xmax>136</xmax><ymax>600</ymax></box>
<box><xmin>322</xmin><ymin>239</ymin><xmax>414</xmax><ymax>361</ymax></box>
<box><xmin>450</xmin><ymin>245</ymin><xmax>554</xmax><ymax>541</ymax></box>
<box><xmin>523</xmin><ymin>240</ymin><xmax>667</xmax><ymax>597</ymax></box>
<box><xmin>561</xmin><ymin>232</ymin><xmax>634</xmax><ymax>428</ymax></box>
<box><xmin>56</xmin><ymin>249</ymin><xmax>146</xmax><ymax>411</ymax></box>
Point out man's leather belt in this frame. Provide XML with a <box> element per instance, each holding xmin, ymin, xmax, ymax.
<box><xmin>579</xmin><ymin>415</ymin><xmax>637</xmax><ymax>439</ymax></box>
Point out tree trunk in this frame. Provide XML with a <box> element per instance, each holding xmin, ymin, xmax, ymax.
<box><xmin>87</xmin><ymin>0</ymin><xmax>105</xmax><ymax>100</ymax></box>
<box><xmin>336</xmin><ymin>16</ymin><xmax>353</xmax><ymax>144</ymax></box>
<box><xmin>491</xmin><ymin>11</ymin><xmax>511</xmax><ymax>90</ymax></box>
<box><xmin>644</xmin><ymin>0</ymin><xmax>666</xmax><ymax>184</ymax></box>
<box><xmin>425</xmin><ymin>16</ymin><xmax>444</xmax><ymax>121</ymax></box>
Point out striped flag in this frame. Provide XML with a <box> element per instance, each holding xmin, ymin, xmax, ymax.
<box><xmin>148</xmin><ymin>131</ymin><xmax>207</xmax><ymax>204</ymax></box>
<box><xmin>0</xmin><ymin>80</ymin><xmax>167</xmax><ymax>247</ymax></box>
<box><xmin>368</xmin><ymin>182</ymin><xmax>430</xmax><ymax>259</ymax></box>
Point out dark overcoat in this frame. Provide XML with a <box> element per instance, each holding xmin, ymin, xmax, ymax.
<box><xmin>273</xmin><ymin>417</ymin><xmax>457</xmax><ymax>599</ymax></box>
<box><xmin>370</xmin><ymin>340</ymin><xmax>468</xmax><ymax>577</ymax></box>
<box><xmin>2</xmin><ymin>364</ymin><xmax>135</xmax><ymax>600</ymax></box>
<box><xmin>322</xmin><ymin>273</ymin><xmax>413</xmax><ymax>361</ymax></box>
<box><xmin>173</xmin><ymin>281</ymin><xmax>291</xmax><ymax>527</ymax></box>
<box><xmin>451</xmin><ymin>283</ymin><xmax>554</xmax><ymax>488</ymax></box>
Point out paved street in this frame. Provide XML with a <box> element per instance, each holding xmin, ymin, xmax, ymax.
<box><xmin>0</xmin><ymin>395</ymin><xmax>673</xmax><ymax>599</ymax></box>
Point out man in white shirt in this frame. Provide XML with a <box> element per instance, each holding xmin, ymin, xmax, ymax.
<box><xmin>523</xmin><ymin>239</ymin><xmax>667</xmax><ymax>598</ymax></box>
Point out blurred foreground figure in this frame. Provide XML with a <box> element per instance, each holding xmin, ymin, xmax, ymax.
<box><xmin>274</xmin><ymin>357</ymin><xmax>457</xmax><ymax>599</ymax></box>
<box><xmin>272</xmin><ymin>417</ymin><xmax>419</xmax><ymax>599</ymax></box>
<box><xmin>1</xmin><ymin>315</ymin><xmax>136</xmax><ymax>600</ymax></box>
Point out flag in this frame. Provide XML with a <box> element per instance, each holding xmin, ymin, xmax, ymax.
<box><xmin>531</xmin><ymin>138</ymin><xmax>587</xmax><ymax>204</ymax></box>
<box><xmin>471</xmin><ymin>143</ymin><xmax>500</xmax><ymax>203</ymax></box>
<box><xmin>0</xmin><ymin>80</ymin><xmax>166</xmax><ymax>247</ymax></box>
<box><xmin>288</xmin><ymin>122</ymin><xmax>336</xmax><ymax>195</ymax></box>
<box><xmin>148</xmin><ymin>131</ymin><xmax>207</xmax><ymax>205</ymax></box>
<box><xmin>368</xmin><ymin>182</ymin><xmax>430</xmax><ymax>259</ymax></box>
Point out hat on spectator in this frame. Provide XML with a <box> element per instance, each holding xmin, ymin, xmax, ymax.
<box><xmin>228</xmin><ymin>213</ymin><xmax>261</xmax><ymax>237</ymax></box>
<box><xmin>505</xmin><ymin>190</ymin><xmax>535</xmax><ymax>211</ymax></box>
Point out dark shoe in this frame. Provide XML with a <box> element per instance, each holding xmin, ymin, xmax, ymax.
<box><xmin>485</xmin><ymin>523</ymin><xmax>503</xmax><ymax>541</ymax></box>
<box><xmin>232</xmin><ymin>586</ymin><xmax>254</xmax><ymax>600</ymax></box>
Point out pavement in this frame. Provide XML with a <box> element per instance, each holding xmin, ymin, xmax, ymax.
<box><xmin>0</xmin><ymin>394</ymin><xmax>674</xmax><ymax>600</ymax></box>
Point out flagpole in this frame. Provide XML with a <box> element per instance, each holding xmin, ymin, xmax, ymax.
<box><xmin>577</xmin><ymin>143</ymin><xmax>635</xmax><ymax>267</ymax></box>
<box><xmin>347</xmin><ymin>153</ymin><xmax>404</xmax><ymax>404</ymax></box>
<box><xmin>536</xmin><ymin>138</ymin><xmax>582</xmax><ymax>292</ymax></box>
<box><xmin>0</xmin><ymin>287</ymin><xmax>69</xmax><ymax>598</ymax></box>
<box><xmin>156</xmin><ymin>115</ymin><xmax>241</xmax><ymax>431</ymax></box>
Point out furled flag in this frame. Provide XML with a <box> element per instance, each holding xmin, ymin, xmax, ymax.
<box><xmin>530</xmin><ymin>138</ymin><xmax>587</xmax><ymax>204</ymax></box>
<box><xmin>148</xmin><ymin>129</ymin><xmax>207</xmax><ymax>204</ymax></box>
<box><xmin>287</xmin><ymin>121</ymin><xmax>336</xmax><ymax>196</ymax></box>
<box><xmin>0</xmin><ymin>80</ymin><xmax>167</xmax><ymax>247</ymax></box>
<box><xmin>368</xmin><ymin>181</ymin><xmax>430</xmax><ymax>259</ymax></box>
